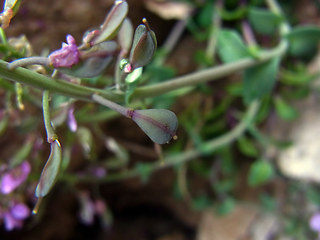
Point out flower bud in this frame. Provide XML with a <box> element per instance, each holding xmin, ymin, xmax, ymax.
<box><xmin>58</xmin><ymin>41</ymin><xmax>118</xmax><ymax>78</ymax></box>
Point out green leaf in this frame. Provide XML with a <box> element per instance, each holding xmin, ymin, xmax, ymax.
<box><xmin>280</xmin><ymin>68</ymin><xmax>314</xmax><ymax>86</ymax></box>
<box><xmin>248</xmin><ymin>159</ymin><xmax>274</xmax><ymax>187</ymax></box>
<box><xmin>243</xmin><ymin>57</ymin><xmax>280</xmax><ymax>103</ymax></box>
<box><xmin>217</xmin><ymin>30</ymin><xmax>250</xmax><ymax>63</ymax></box>
<box><xmin>192</xmin><ymin>195</ymin><xmax>213</xmax><ymax>210</ymax></box>
<box><xmin>237</xmin><ymin>136</ymin><xmax>259</xmax><ymax>157</ymax></box>
<box><xmin>286</xmin><ymin>26</ymin><xmax>320</xmax><ymax>58</ymax></box>
<box><xmin>135</xmin><ymin>163</ymin><xmax>153</xmax><ymax>183</ymax></box>
<box><xmin>274</xmin><ymin>97</ymin><xmax>298</xmax><ymax>121</ymax></box>
<box><xmin>35</xmin><ymin>140</ymin><xmax>62</xmax><ymax>198</ymax></box>
<box><xmin>248</xmin><ymin>7</ymin><xmax>282</xmax><ymax>35</ymax></box>
<box><xmin>215</xmin><ymin>197</ymin><xmax>236</xmax><ymax>215</ymax></box>
<box><xmin>10</xmin><ymin>141</ymin><xmax>33</xmax><ymax>168</ymax></box>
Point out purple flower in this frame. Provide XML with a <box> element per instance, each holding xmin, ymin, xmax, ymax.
<box><xmin>0</xmin><ymin>202</ymin><xmax>30</xmax><ymax>231</ymax></box>
<box><xmin>48</xmin><ymin>35</ymin><xmax>80</xmax><ymax>68</ymax></box>
<box><xmin>0</xmin><ymin>161</ymin><xmax>31</xmax><ymax>194</ymax></box>
<box><xmin>78</xmin><ymin>192</ymin><xmax>107</xmax><ymax>226</ymax></box>
<box><xmin>78</xmin><ymin>192</ymin><xmax>95</xmax><ymax>225</ymax></box>
<box><xmin>310</xmin><ymin>212</ymin><xmax>320</xmax><ymax>234</ymax></box>
<box><xmin>67</xmin><ymin>105</ymin><xmax>77</xmax><ymax>132</ymax></box>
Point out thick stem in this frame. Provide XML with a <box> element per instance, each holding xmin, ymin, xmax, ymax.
<box><xmin>8</xmin><ymin>56</ymin><xmax>50</xmax><ymax>70</ymax></box>
<box><xmin>92</xmin><ymin>93</ymin><xmax>128</xmax><ymax>117</ymax></box>
<box><xmin>132</xmin><ymin>39</ymin><xmax>288</xmax><ymax>99</ymax></box>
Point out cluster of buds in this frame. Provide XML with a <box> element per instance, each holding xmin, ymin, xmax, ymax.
<box><xmin>8</xmin><ymin>0</ymin><xmax>157</xmax><ymax>82</ymax></box>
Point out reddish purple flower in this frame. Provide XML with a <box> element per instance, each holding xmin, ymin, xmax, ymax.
<box><xmin>78</xmin><ymin>192</ymin><xmax>107</xmax><ymax>226</ymax></box>
<box><xmin>48</xmin><ymin>35</ymin><xmax>80</xmax><ymax>68</ymax></box>
<box><xmin>78</xmin><ymin>192</ymin><xmax>95</xmax><ymax>225</ymax></box>
<box><xmin>0</xmin><ymin>161</ymin><xmax>31</xmax><ymax>194</ymax></box>
<box><xmin>310</xmin><ymin>212</ymin><xmax>320</xmax><ymax>234</ymax></box>
<box><xmin>67</xmin><ymin>105</ymin><xmax>77</xmax><ymax>132</ymax></box>
<box><xmin>0</xmin><ymin>202</ymin><xmax>30</xmax><ymax>231</ymax></box>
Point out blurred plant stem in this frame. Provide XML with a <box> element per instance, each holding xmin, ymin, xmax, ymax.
<box><xmin>205</xmin><ymin>0</ymin><xmax>222</xmax><ymax>63</ymax></box>
<box><xmin>0</xmin><ymin>37</ymin><xmax>287</xmax><ymax>103</ymax></box>
<box><xmin>63</xmin><ymin>100</ymin><xmax>260</xmax><ymax>184</ymax></box>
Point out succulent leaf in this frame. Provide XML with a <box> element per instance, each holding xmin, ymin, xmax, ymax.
<box><xmin>35</xmin><ymin>140</ymin><xmax>62</xmax><ymax>198</ymax></box>
<box><xmin>132</xmin><ymin>109</ymin><xmax>178</xmax><ymax>144</ymax></box>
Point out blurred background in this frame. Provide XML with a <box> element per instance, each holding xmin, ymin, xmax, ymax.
<box><xmin>1</xmin><ymin>0</ymin><xmax>320</xmax><ymax>239</ymax></box>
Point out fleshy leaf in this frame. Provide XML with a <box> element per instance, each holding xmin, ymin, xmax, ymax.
<box><xmin>274</xmin><ymin>97</ymin><xmax>298</xmax><ymax>121</ymax></box>
<box><xmin>286</xmin><ymin>25</ymin><xmax>320</xmax><ymax>58</ymax></box>
<box><xmin>35</xmin><ymin>140</ymin><xmax>62</xmax><ymax>198</ymax></box>
<box><xmin>248</xmin><ymin>7</ymin><xmax>282</xmax><ymax>35</ymax></box>
<box><xmin>131</xmin><ymin>109</ymin><xmax>178</xmax><ymax>144</ymax></box>
<box><xmin>248</xmin><ymin>159</ymin><xmax>274</xmax><ymax>187</ymax></box>
<box><xmin>92</xmin><ymin>0</ymin><xmax>128</xmax><ymax>45</ymax></box>
<box><xmin>129</xmin><ymin>20</ymin><xmax>157</xmax><ymax>69</ymax></box>
<box><xmin>242</xmin><ymin>57</ymin><xmax>280</xmax><ymax>103</ymax></box>
<box><xmin>217</xmin><ymin>30</ymin><xmax>250</xmax><ymax>63</ymax></box>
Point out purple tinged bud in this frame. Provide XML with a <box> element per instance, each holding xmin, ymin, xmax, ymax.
<box><xmin>310</xmin><ymin>212</ymin><xmax>320</xmax><ymax>233</ymax></box>
<box><xmin>10</xmin><ymin>203</ymin><xmax>30</xmax><ymax>220</ymax></box>
<box><xmin>2</xmin><ymin>202</ymin><xmax>30</xmax><ymax>231</ymax></box>
<box><xmin>67</xmin><ymin>106</ymin><xmax>77</xmax><ymax>132</ymax></box>
<box><xmin>3</xmin><ymin>212</ymin><xmax>17</xmax><ymax>231</ymax></box>
<box><xmin>79</xmin><ymin>192</ymin><xmax>95</xmax><ymax>225</ymax></box>
<box><xmin>48</xmin><ymin>35</ymin><xmax>80</xmax><ymax>68</ymax></box>
<box><xmin>0</xmin><ymin>161</ymin><xmax>31</xmax><ymax>194</ymax></box>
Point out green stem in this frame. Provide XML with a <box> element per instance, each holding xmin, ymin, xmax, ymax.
<box><xmin>0</xmin><ymin>36</ymin><xmax>287</xmax><ymax>103</ymax></box>
<box><xmin>0</xmin><ymin>60</ymin><xmax>123</xmax><ymax>102</ymax></box>
<box><xmin>205</xmin><ymin>0</ymin><xmax>222</xmax><ymax>62</ymax></box>
<box><xmin>0</xmin><ymin>27</ymin><xmax>7</xmax><ymax>44</ymax></box>
<box><xmin>42</xmin><ymin>90</ymin><xmax>57</xmax><ymax>143</ymax></box>
<box><xmin>132</xmin><ymin>39</ymin><xmax>288</xmax><ymax>99</ymax></box>
<box><xmin>62</xmin><ymin>100</ymin><xmax>260</xmax><ymax>183</ymax></box>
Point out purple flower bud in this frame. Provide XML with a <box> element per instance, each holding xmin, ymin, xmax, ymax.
<box><xmin>10</xmin><ymin>203</ymin><xmax>30</xmax><ymax>220</ymax></box>
<box><xmin>3</xmin><ymin>212</ymin><xmax>18</xmax><ymax>231</ymax></box>
<box><xmin>79</xmin><ymin>192</ymin><xmax>95</xmax><ymax>225</ymax></box>
<box><xmin>0</xmin><ymin>161</ymin><xmax>31</xmax><ymax>194</ymax></box>
<box><xmin>310</xmin><ymin>212</ymin><xmax>320</xmax><ymax>233</ymax></box>
<box><xmin>1</xmin><ymin>202</ymin><xmax>30</xmax><ymax>231</ymax></box>
<box><xmin>67</xmin><ymin>106</ymin><xmax>77</xmax><ymax>132</ymax></box>
<box><xmin>48</xmin><ymin>35</ymin><xmax>80</xmax><ymax>68</ymax></box>
<box><xmin>92</xmin><ymin>167</ymin><xmax>107</xmax><ymax>178</ymax></box>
